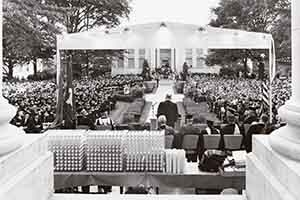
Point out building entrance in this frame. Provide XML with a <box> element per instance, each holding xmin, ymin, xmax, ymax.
<box><xmin>159</xmin><ymin>49</ymin><xmax>171</xmax><ymax>67</ymax></box>
<box><xmin>158</xmin><ymin>49</ymin><xmax>173</xmax><ymax>79</ymax></box>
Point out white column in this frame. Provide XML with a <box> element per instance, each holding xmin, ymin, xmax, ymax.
<box><xmin>134</xmin><ymin>48</ymin><xmax>139</xmax><ymax>69</ymax></box>
<box><xmin>177</xmin><ymin>48</ymin><xmax>184</xmax><ymax>72</ymax></box>
<box><xmin>171</xmin><ymin>48</ymin><xmax>175</xmax><ymax>70</ymax></box>
<box><xmin>145</xmin><ymin>48</ymin><xmax>149</xmax><ymax>66</ymax></box>
<box><xmin>124</xmin><ymin>50</ymin><xmax>128</xmax><ymax>73</ymax></box>
<box><xmin>157</xmin><ymin>48</ymin><xmax>161</xmax><ymax>67</ymax></box>
<box><xmin>0</xmin><ymin>0</ymin><xmax>24</xmax><ymax>156</ymax></box>
<box><xmin>269</xmin><ymin>0</ymin><xmax>300</xmax><ymax>160</ymax></box>
<box><xmin>150</xmin><ymin>48</ymin><xmax>156</xmax><ymax>68</ymax></box>
<box><xmin>192</xmin><ymin>48</ymin><xmax>197</xmax><ymax>68</ymax></box>
<box><xmin>111</xmin><ymin>58</ymin><xmax>118</xmax><ymax>76</ymax></box>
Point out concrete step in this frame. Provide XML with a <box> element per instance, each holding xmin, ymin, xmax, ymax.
<box><xmin>246</xmin><ymin>152</ymin><xmax>296</xmax><ymax>200</ymax></box>
<box><xmin>0</xmin><ymin>134</ymin><xmax>48</xmax><ymax>185</ymax></box>
<box><xmin>51</xmin><ymin>194</ymin><xmax>245</xmax><ymax>200</ymax></box>
<box><xmin>0</xmin><ymin>152</ymin><xmax>53</xmax><ymax>200</ymax></box>
<box><xmin>158</xmin><ymin>79</ymin><xmax>175</xmax><ymax>86</ymax></box>
<box><xmin>251</xmin><ymin>135</ymin><xmax>300</xmax><ymax>199</ymax></box>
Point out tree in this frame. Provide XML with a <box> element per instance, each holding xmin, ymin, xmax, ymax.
<box><xmin>52</xmin><ymin>0</ymin><xmax>131</xmax><ymax>128</ymax></box>
<box><xmin>270</xmin><ymin>3</ymin><xmax>291</xmax><ymax>58</ymax></box>
<box><xmin>3</xmin><ymin>0</ymin><xmax>64</xmax><ymax>79</ymax></box>
<box><xmin>49</xmin><ymin>0</ymin><xmax>131</xmax><ymax>33</ymax></box>
<box><xmin>207</xmin><ymin>0</ymin><xmax>291</xmax><ymax>74</ymax></box>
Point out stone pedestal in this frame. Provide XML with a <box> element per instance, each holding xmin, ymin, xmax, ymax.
<box><xmin>0</xmin><ymin>97</ymin><xmax>24</xmax><ymax>156</ymax></box>
<box><xmin>246</xmin><ymin>135</ymin><xmax>299</xmax><ymax>200</ymax></box>
<box><xmin>269</xmin><ymin>0</ymin><xmax>300</xmax><ymax>161</ymax></box>
<box><xmin>0</xmin><ymin>134</ymin><xmax>53</xmax><ymax>200</ymax></box>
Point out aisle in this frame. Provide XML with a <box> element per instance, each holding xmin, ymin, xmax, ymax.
<box><xmin>145</xmin><ymin>80</ymin><xmax>184</xmax><ymax>122</ymax></box>
<box><xmin>109</xmin><ymin>101</ymin><xmax>131</xmax><ymax>124</ymax></box>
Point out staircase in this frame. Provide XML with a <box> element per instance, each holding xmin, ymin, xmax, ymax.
<box><xmin>0</xmin><ymin>134</ymin><xmax>53</xmax><ymax>200</ymax></box>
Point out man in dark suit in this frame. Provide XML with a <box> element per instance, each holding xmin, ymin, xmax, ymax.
<box><xmin>157</xmin><ymin>94</ymin><xmax>179</xmax><ymax>128</ymax></box>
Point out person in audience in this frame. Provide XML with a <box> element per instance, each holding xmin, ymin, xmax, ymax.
<box><xmin>257</xmin><ymin>113</ymin><xmax>277</xmax><ymax>134</ymax></box>
<box><xmin>23</xmin><ymin>112</ymin><xmax>37</xmax><ymax>133</ymax></box>
<box><xmin>32</xmin><ymin>114</ymin><xmax>43</xmax><ymax>133</ymax></box>
<box><xmin>158</xmin><ymin>115</ymin><xmax>177</xmax><ymax>150</ymax></box>
<box><xmin>95</xmin><ymin>111</ymin><xmax>115</xmax><ymax>130</ymax></box>
<box><xmin>202</xmin><ymin>120</ymin><xmax>220</xmax><ymax>135</ymax></box>
<box><xmin>243</xmin><ymin>114</ymin><xmax>271</xmax><ymax>152</ymax></box>
<box><xmin>157</xmin><ymin>94</ymin><xmax>179</xmax><ymax>128</ymax></box>
<box><xmin>179</xmin><ymin>115</ymin><xmax>202</xmax><ymax>135</ymax></box>
<box><xmin>221</xmin><ymin>112</ymin><xmax>241</xmax><ymax>135</ymax></box>
<box><xmin>157</xmin><ymin>115</ymin><xmax>175</xmax><ymax>135</ymax></box>
<box><xmin>10</xmin><ymin>109</ymin><xmax>25</xmax><ymax>127</ymax></box>
<box><xmin>3</xmin><ymin>75</ymin><xmax>143</xmax><ymax>130</ymax></box>
<box><xmin>243</xmin><ymin>110</ymin><xmax>258</xmax><ymax>124</ymax></box>
<box><xmin>124</xmin><ymin>84</ymin><xmax>130</xmax><ymax>95</ymax></box>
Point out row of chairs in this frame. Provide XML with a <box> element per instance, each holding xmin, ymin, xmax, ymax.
<box><xmin>165</xmin><ymin>134</ymin><xmax>243</xmax><ymax>158</ymax></box>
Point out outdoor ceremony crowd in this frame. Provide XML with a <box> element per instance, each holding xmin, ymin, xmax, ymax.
<box><xmin>2</xmin><ymin>75</ymin><xmax>144</xmax><ymax>133</ymax></box>
<box><xmin>183</xmin><ymin>74</ymin><xmax>292</xmax><ymax>125</ymax></box>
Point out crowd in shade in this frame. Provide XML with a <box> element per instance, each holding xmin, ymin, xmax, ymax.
<box><xmin>3</xmin><ymin>80</ymin><xmax>57</xmax><ymax>133</ymax></box>
<box><xmin>2</xmin><ymin>74</ymin><xmax>144</xmax><ymax>133</ymax></box>
<box><xmin>183</xmin><ymin>74</ymin><xmax>292</xmax><ymax>125</ymax></box>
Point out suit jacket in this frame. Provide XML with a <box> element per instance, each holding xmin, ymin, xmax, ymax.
<box><xmin>244</xmin><ymin>115</ymin><xmax>258</xmax><ymax>124</ymax></box>
<box><xmin>221</xmin><ymin>124</ymin><xmax>235</xmax><ymax>135</ymax></box>
<box><xmin>157</xmin><ymin>100</ymin><xmax>179</xmax><ymax>127</ymax></box>
<box><xmin>243</xmin><ymin>123</ymin><xmax>265</xmax><ymax>152</ymax></box>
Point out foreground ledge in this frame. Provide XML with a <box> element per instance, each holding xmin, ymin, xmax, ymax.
<box><xmin>51</xmin><ymin>194</ymin><xmax>245</xmax><ymax>200</ymax></box>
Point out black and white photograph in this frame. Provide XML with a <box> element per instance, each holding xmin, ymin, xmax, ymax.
<box><xmin>0</xmin><ymin>0</ymin><xmax>298</xmax><ymax>199</ymax></box>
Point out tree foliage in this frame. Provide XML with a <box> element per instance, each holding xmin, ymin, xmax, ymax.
<box><xmin>3</xmin><ymin>0</ymin><xmax>131</xmax><ymax>79</ymax></box>
<box><xmin>207</xmin><ymin>0</ymin><xmax>291</xmax><ymax>71</ymax></box>
<box><xmin>49</xmin><ymin>0</ymin><xmax>131</xmax><ymax>33</ymax></box>
<box><xmin>52</xmin><ymin>0</ymin><xmax>131</xmax><ymax>128</ymax></box>
<box><xmin>53</xmin><ymin>0</ymin><xmax>131</xmax><ymax>79</ymax></box>
<box><xmin>3</xmin><ymin>0</ymin><xmax>64</xmax><ymax>79</ymax></box>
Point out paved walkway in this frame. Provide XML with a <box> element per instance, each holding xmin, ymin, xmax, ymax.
<box><xmin>145</xmin><ymin>80</ymin><xmax>184</xmax><ymax>122</ymax></box>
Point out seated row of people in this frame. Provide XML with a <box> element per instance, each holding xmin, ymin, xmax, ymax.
<box><xmin>157</xmin><ymin>113</ymin><xmax>273</xmax><ymax>161</ymax></box>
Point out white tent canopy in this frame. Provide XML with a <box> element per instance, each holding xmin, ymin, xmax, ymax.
<box><xmin>55</xmin><ymin>22</ymin><xmax>276</xmax><ymax>123</ymax></box>
<box><xmin>57</xmin><ymin>22</ymin><xmax>273</xmax><ymax>50</ymax></box>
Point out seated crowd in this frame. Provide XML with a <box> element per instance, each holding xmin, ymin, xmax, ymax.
<box><xmin>3</xmin><ymin>74</ymin><xmax>144</xmax><ymax>133</ymax></box>
<box><xmin>155</xmin><ymin>74</ymin><xmax>292</xmax><ymax>163</ymax></box>
<box><xmin>183</xmin><ymin>73</ymin><xmax>291</xmax><ymax>125</ymax></box>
